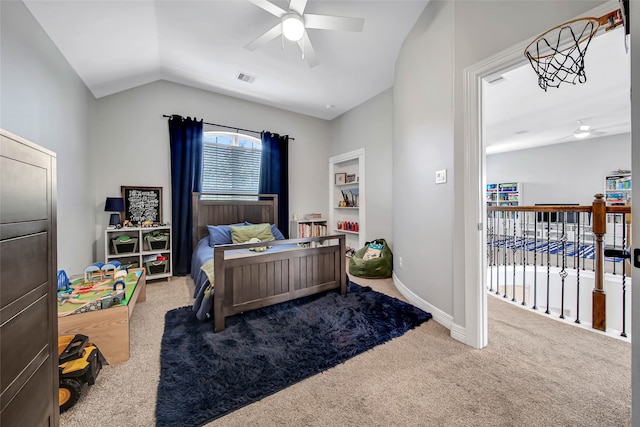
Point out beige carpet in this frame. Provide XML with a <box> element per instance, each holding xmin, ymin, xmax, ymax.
<box><xmin>60</xmin><ymin>275</ymin><xmax>631</xmax><ymax>427</ymax></box>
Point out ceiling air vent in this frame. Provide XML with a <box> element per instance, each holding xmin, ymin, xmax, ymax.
<box><xmin>486</xmin><ymin>75</ymin><xmax>506</xmax><ymax>85</ymax></box>
<box><xmin>237</xmin><ymin>72</ymin><xmax>257</xmax><ymax>83</ymax></box>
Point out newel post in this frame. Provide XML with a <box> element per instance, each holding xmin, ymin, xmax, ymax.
<box><xmin>592</xmin><ymin>193</ymin><xmax>606</xmax><ymax>331</ymax></box>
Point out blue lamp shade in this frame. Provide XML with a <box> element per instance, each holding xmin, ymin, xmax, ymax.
<box><xmin>105</xmin><ymin>197</ymin><xmax>125</xmax><ymax>227</ymax></box>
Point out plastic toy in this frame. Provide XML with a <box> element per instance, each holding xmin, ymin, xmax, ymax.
<box><xmin>114</xmin><ymin>269</ymin><xmax>127</xmax><ymax>282</ymax></box>
<box><xmin>112</xmin><ymin>280</ymin><xmax>126</xmax><ymax>292</ymax></box>
<box><xmin>57</xmin><ymin>270</ymin><xmax>71</xmax><ymax>292</ymax></box>
<box><xmin>58</xmin><ymin>334</ymin><xmax>107</xmax><ymax>412</ymax></box>
<box><xmin>57</xmin><ymin>294</ymin><xmax>83</xmax><ymax>305</ymax></box>
<box><xmin>101</xmin><ymin>263</ymin><xmax>118</xmax><ymax>278</ymax></box>
<box><xmin>84</xmin><ymin>263</ymin><xmax>104</xmax><ymax>282</ymax></box>
<box><xmin>84</xmin><ymin>261</ymin><xmax>123</xmax><ymax>282</ymax></box>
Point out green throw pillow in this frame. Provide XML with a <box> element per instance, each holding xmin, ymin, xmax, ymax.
<box><xmin>229</xmin><ymin>223</ymin><xmax>275</xmax><ymax>244</ymax></box>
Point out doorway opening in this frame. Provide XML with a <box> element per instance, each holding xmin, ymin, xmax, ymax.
<box><xmin>463</xmin><ymin>1</ymin><xmax>629</xmax><ymax>349</ymax></box>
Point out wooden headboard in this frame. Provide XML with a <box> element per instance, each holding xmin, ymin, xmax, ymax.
<box><xmin>191</xmin><ymin>193</ymin><xmax>279</xmax><ymax>246</ymax></box>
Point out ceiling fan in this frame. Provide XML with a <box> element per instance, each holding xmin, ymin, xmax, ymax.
<box><xmin>245</xmin><ymin>0</ymin><xmax>365</xmax><ymax>67</ymax></box>
<box><xmin>553</xmin><ymin>119</ymin><xmax>610</xmax><ymax>143</ymax></box>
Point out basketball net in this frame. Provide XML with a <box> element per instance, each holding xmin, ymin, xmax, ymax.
<box><xmin>524</xmin><ymin>9</ymin><xmax>624</xmax><ymax>91</ymax></box>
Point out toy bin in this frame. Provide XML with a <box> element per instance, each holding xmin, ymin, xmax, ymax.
<box><xmin>112</xmin><ymin>236</ymin><xmax>138</xmax><ymax>254</ymax></box>
<box><xmin>144</xmin><ymin>233</ymin><xmax>169</xmax><ymax>251</ymax></box>
<box><xmin>112</xmin><ymin>256</ymin><xmax>138</xmax><ymax>271</ymax></box>
<box><xmin>145</xmin><ymin>259</ymin><xmax>168</xmax><ymax>276</ymax></box>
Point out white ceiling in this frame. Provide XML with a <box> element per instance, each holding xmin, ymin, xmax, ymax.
<box><xmin>23</xmin><ymin>0</ymin><xmax>428</xmax><ymax>120</ymax></box>
<box><xmin>20</xmin><ymin>1</ymin><xmax>631</xmax><ymax>148</ymax></box>
<box><xmin>484</xmin><ymin>25</ymin><xmax>631</xmax><ymax>154</ymax></box>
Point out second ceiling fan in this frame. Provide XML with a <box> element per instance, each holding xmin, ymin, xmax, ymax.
<box><xmin>245</xmin><ymin>0</ymin><xmax>365</xmax><ymax>67</ymax></box>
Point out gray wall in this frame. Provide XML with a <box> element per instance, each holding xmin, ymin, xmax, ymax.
<box><xmin>2</xmin><ymin>0</ymin><xmax>611</xmax><ymax>340</ymax></box>
<box><xmin>91</xmin><ymin>80</ymin><xmax>332</xmax><ymax>261</ymax></box>
<box><xmin>487</xmin><ymin>133</ymin><xmax>631</xmax><ymax>206</ymax></box>
<box><xmin>1</xmin><ymin>1</ymin><xmax>96</xmax><ymax>274</ymax></box>
<box><xmin>393</xmin><ymin>0</ymin><xmax>606</xmax><ymax>331</ymax></box>
<box><xmin>330</xmin><ymin>88</ymin><xmax>393</xmax><ymax>247</ymax></box>
<box><xmin>394</xmin><ymin>0</ymin><xmax>455</xmax><ymax>315</ymax></box>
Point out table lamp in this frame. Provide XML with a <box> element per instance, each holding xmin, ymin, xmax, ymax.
<box><xmin>104</xmin><ymin>197</ymin><xmax>125</xmax><ymax>228</ymax></box>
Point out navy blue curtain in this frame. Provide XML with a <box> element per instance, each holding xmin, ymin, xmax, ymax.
<box><xmin>259</xmin><ymin>132</ymin><xmax>289</xmax><ymax>237</ymax></box>
<box><xmin>169</xmin><ymin>115</ymin><xmax>203</xmax><ymax>275</ymax></box>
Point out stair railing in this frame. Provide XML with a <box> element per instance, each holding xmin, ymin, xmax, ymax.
<box><xmin>487</xmin><ymin>194</ymin><xmax>631</xmax><ymax>336</ymax></box>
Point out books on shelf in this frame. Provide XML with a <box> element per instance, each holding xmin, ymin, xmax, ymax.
<box><xmin>606</xmin><ymin>193</ymin><xmax>627</xmax><ymax>205</ymax></box>
<box><xmin>605</xmin><ymin>172</ymin><xmax>631</xmax><ymax>206</ymax></box>
<box><xmin>486</xmin><ymin>182</ymin><xmax>521</xmax><ymax>207</ymax></box>
<box><xmin>498</xmin><ymin>183</ymin><xmax>518</xmax><ymax>192</ymax></box>
<box><xmin>606</xmin><ymin>176</ymin><xmax>631</xmax><ymax>190</ymax></box>
<box><xmin>297</xmin><ymin>223</ymin><xmax>327</xmax><ymax>238</ymax></box>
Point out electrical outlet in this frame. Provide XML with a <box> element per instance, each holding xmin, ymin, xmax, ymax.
<box><xmin>399</xmin><ymin>257</ymin><xmax>403</xmax><ymax>268</ymax></box>
<box><xmin>435</xmin><ymin>169</ymin><xmax>447</xmax><ymax>184</ymax></box>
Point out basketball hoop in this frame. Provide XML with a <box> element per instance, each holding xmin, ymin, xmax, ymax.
<box><xmin>524</xmin><ymin>9</ymin><xmax>625</xmax><ymax>91</ymax></box>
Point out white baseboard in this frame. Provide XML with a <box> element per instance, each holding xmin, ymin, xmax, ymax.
<box><xmin>450</xmin><ymin>322</ymin><xmax>466</xmax><ymax>342</ymax></box>
<box><xmin>392</xmin><ymin>273</ymin><xmax>466</xmax><ymax>344</ymax></box>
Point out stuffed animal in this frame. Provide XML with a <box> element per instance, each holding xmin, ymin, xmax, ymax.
<box><xmin>248</xmin><ymin>237</ymin><xmax>268</xmax><ymax>252</ymax></box>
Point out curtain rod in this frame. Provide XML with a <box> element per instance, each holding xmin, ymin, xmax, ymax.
<box><xmin>162</xmin><ymin>114</ymin><xmax>295</xmax><ymax>141</ymax></box>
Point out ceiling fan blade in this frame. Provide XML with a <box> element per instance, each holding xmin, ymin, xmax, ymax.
<box><xmin>298</xmin><ymin>33</ymin><xmax>318</xmax><ymax>68</ymax></box>
<box><xmin>304</xmin><ymin>14</ymin><xmax>365</xmax><ymax>32</ymax></box>
<box><xmin>244</xmin><ymin>23</ymin><xmax>282</xmax><ymax>51</ymax></box>
<box><xmin>553</xmin><ymin>135</ymin><xmax>574</xmax><ymax>143</ymax></box>
<box><xmin>289</xmin><ymin>0</ymin><xmax>307</xmax><ymax>15</ymax></box>
<box><xmin>248</xmin><ymin>0</ymin><xmax>286</xmax><ymax>18</ymax></box>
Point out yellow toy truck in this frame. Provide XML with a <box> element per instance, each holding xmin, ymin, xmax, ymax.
<box><xmin>58</xmin><ymin>334</ymin><xmax>107</xmax><ymax>412</ymax></box>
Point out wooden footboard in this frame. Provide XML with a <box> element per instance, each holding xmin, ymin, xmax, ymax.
<box><xmin>213</xmin><ymin>235</ymin><xmax>346</xmax><ymax>332</ymax></box>
<box><xmin>191</xmin><ymin>193</ymin><xmax>346</xmax><ymax>332</ymax></box>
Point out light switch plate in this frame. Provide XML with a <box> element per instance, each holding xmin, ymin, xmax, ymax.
<box><xmin>435</xmin><ymin>169</ymin><xmax>447</xmax><ymax>184</ymax></box>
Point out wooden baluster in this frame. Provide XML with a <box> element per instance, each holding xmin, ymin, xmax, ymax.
<box><xmin>592</xmin><ymin>194</ymin><xmax>606</xmax><ymax>332</ymax></box>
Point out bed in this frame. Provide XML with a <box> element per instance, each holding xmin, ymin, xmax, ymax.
<box><xmin>191</xmin><ymin>192</ymin><xmax>346</xmax><ymax>331</ymax></box>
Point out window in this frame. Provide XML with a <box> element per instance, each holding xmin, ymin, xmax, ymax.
<box><xmin>202</xmin><ymin>132</ymin><xmax>261</xmax><ymax>195</ymax></box>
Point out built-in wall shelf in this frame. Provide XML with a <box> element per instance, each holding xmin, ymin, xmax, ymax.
<box><xmin>486</xmin><ymin>182</ymin><xmax>522</xmax><ymax>207</ymax></box>
<box><xmin>290</xmin><ymin>219</ymin><xmax>328</xmax><ymax>239</ymax></box>
<box><xmin>605</xmin><ymin>172</ymin><xmax>631</xmax><ymax>206</ymax></box>
<box><xmin>329</xmin><ymin>148</ymin><xmax>365</xmax><ymax>251</ymax></box>
<box><xmin>335</xmin><ymin>229</ymin><xmax>359</xmax><ymax>235</ymax></box>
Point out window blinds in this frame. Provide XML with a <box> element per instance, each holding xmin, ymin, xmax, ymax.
<box><xmin>202</xmin><ymin>143</ymin><xmax>261</xmax><ymax>194</ymax></box>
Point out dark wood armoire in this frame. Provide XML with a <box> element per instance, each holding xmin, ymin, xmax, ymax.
<box><xmin>1</xmin><ymin>129</ymin><xmax>59</xmax><ymax>425</ymax></box>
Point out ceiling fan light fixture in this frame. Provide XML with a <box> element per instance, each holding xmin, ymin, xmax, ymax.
<box><xmin>282</xmin><ymin>13</ymin><xmax>305</xmax><ymax>42</ymax></box>
<box><xmin>573</xmin><ymin>124</ymin><xmax>591</xmax><ymax>139</ymax></box>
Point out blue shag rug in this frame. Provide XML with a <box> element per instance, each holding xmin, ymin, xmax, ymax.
<box><xmin>156</xmin><ymin>280</ymin><xmax>431</xmax><ymax>427</ymax></box>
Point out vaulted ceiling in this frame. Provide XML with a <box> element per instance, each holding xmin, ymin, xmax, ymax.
<box><xmin>23</xmin><ymin>0</ymin><xmax>428</xmax><ymax>120</ymax></box>
<box><xmin>22</xmin><ymin>1</ymin><xmax>630</xmax><ymax>151</ymax></box>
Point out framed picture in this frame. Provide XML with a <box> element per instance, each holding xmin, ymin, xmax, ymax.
<box><xmin>346</xmin><ymin>174</ymin><xmax>356</xmax><ymax>183</ymax></box>
<box><xmin>121</xmin><ymin>186</ymin><xmax>162</xmax><ymax>224</ymax></box>
<box><xmin>335</xmin><ymin>173</ymin><xmax>347</xmax><ymax>185</ymax></box>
